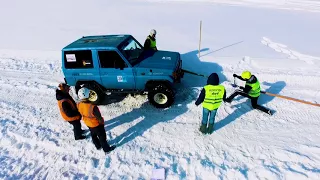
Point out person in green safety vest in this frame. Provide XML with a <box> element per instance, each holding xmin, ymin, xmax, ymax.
<box><xmin>225</xmin><ymin>71</ymin><xmax>272</xmax><ymax>115</ymax></box>
<box><xmin>195</xmin><ymin>73</ymin><xmax>227</xmax><ymax>134</ymax></box>
<box><xmin>143</xmin><ymin>29</ymin><xmax>158</xmax><ymax>51</ymax></box>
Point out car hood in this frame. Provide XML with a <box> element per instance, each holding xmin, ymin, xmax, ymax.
<box><xmin>136</xmin><ymin>50</ymin><xmax>180</xmax><ymax>70</ymax></box>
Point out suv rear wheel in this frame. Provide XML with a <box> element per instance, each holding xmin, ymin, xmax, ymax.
<box><xmin>81</xmin><ymin>83</ymin><xmax>104</xmax><ymax>105</ymax></box>
<box><xmin>148</xmin><ymin>83</ymin><xmax>174</xmax><ymax>108</ymax></box>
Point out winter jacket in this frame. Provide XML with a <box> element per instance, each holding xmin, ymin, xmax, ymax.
<box><xmin>195</xmin><ymin>73</ymin><xmax>226</xmax><ymax>106</ymax></box>
<box><xmin>144</xmin><ymin>35</ymin><xmax>157</xmax><ymax>51</ymax></box>
<box><xmin>77</xmin><ymin>101</ymin><xmax>104</xmax><ymax>128</ymax></box>
<box><xmin>235</xmin><ymin>75</ymin><xmax>259</xmax><ymax>94</ymax></box>
<box><xmin>56</xmin><ymin>89</ymin><xmax>81</xmax><ymax>121</ymax></box>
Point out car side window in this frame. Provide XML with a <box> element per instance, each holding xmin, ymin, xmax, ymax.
<box><xmin>98</xmin><ymin>51</ymin><xmax>127</xmax><ymax>69</ymax></box>
<box><xmin>64</xmin><ymin>50</ymin><xmax>93</xmax><ymax>69</ymax></box>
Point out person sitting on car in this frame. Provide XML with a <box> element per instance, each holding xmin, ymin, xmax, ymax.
<box><xmin>144</xmin><ymin>29</ymin><xmax>157</xmax><ymax>51</ymax></box>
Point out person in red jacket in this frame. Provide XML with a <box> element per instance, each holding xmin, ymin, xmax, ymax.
<box><xmin>56</xmin><ymin>83</ymin><xmax>86</xmax><ymax>140</ymax></box>
<box><xmin>77</xmin><ymin>87</ymin><xmax>116</xmax><ymax>154</ymax></box>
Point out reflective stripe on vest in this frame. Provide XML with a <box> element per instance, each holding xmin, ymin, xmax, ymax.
<box><xmin>246</xmin><ymin>80</ymin><xmax>261</xmax><ymax>97</ymax></box>
<box><xmin>202</xmin><ymin>85</ymin><xmax>225</xmax><ymax>111</ymax></box>
<box><xmin>147</xmin><ymin>36</ymin><xmax>156</xmax><ymax>50</ymax></box>
<box><xmin>77</xmin><ymin>102</ymin><xmax>100</xmax><ymax>128</ymax></box>
<box><xmin>57</xmin><ymin>99</ymin><xmax>81</xmax><ymax>121</ymax></box>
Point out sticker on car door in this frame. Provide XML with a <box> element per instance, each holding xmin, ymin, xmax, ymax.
<box><xmin>117</xmin><ymin>75</ymin><xmax>127</xmax><ymax>82</ymax></box>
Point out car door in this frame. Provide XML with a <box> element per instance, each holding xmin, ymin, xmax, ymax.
<box><xmin>97</xmin><ymin>50</ymin><xmax>135</xmax><ymax>90</ymax></box>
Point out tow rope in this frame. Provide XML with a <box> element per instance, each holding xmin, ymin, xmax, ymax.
<box><xmin>182</xmin><ymin>69</ymin><xmax>320</xmax><ymax>107</ymax></box>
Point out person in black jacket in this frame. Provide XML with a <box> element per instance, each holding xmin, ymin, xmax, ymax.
<box><xmin>56</xmin><ymin>83</ymin><xmax>86</xmax><ymax>140</ymax></box>
<box><xmin>226</xmin><ymin>71</ymin><xmax>272</xmax><ymax>115</ymax></box>
<box><xmin>143</xmin><ymin>29</ymin><xmax>157</xmax><ymax>51</ymax></box>
<box><xmin>195</xmin><ymin>73</ymin><xmax>227</xmax><ymax>134</ymax></box>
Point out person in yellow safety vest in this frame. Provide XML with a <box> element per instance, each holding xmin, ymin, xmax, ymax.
<box><xmin>195</xmin><ymin>73</ymin><xmax>227</xmax><ymax>134</ymax></box>
<box><xmin>225</xmin><ymin>71</ymin><xmax>273</xmax><ymax>115</ymax></box>
<box><xmin>143</xmin><ymin>29</ymin><xmax>158</xmax><ymax>51</ymax></box>
<box><xmin>56</xmin><ymin>83</ymin><xmax>86</xmax><ymax>140</ymax></box>
<box><xmin>77</xmin><ymin>87</ymin><xmax>116</xmax><ymax>154</ymax></box>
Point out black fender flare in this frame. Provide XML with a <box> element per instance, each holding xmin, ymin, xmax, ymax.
<box><xmin>145</xmin><ymin>80</ymin><xmax>173</xmax><ymax>91</ymax></box>
<box><xmin>75</xmin><ymin>81</ymin><xmax>105</xmax><ymax>95</ymax></box>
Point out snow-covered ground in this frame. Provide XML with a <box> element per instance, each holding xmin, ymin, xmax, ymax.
<box><xmin>1</xmin><ymin>0</ymin><xmax>320</xmax><ymax>179</ymax></box>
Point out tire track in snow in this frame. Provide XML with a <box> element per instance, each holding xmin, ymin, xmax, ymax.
<box><xmin>0</xmin><ymin>57</ymin><xmax>61</xmax><ymax>75</ymax></box>
<box><xmin>0</xmin><ymin>59</ymin><xmax>115</xmax><ymax>179</ymax></box>
<box><xmin>0</xmin><ymin>99</ymin><xmax>113</xmax><ymax>179</ymax></box>
<box><xmin>0</xmin><ymin>57</ymin><xmax>205</xmax><ymax>179</ymax></box>
<box><xmin>1</xmin><ymin>56</ymin><xmax>320</xmax><ymax>179</ymax></box>
<box><xmin>261</xmin><ymin>37</ymin><xmax>320</xmax><ymax>65</ymax></box>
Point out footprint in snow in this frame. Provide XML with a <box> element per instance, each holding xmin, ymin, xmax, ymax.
<box><xmin>91</xmin><ymin>158</ymin><xmax>99</xmax><ymax>168</ymax></box>
<box><xmin>105</xmin><ymin>157</ymin><xmax>111</xmax><ymax>168</ymax></box>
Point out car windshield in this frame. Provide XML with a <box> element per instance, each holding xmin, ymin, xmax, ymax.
<box><xmin>119</xmin><ymin>38</ymin><xmax>144</xmax><ymax>66</ymax></box>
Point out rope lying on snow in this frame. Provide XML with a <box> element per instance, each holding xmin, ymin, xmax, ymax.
<box><xmin>261</xmin><ymin>91</ymin><xmax>320</xmax><ymax>107</ymax></box>
<box><xmin>182</xmin><ymin>69</ymin><xmax>320</xmax><ymax>108</ymax></box>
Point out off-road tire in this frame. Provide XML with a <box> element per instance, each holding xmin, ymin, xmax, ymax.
<box><xmin>148</xmin><ymin>83</ymin><xmax>174</xmax><ymax>108</ymax></box>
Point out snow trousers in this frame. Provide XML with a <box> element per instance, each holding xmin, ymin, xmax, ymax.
<box><xmin>227</xmin><ymin>90</ymin><xmax>270</xmax><ymax>114</ymax></box>
<box><xmin>68</xmin><ymin>120</ymin><xmax>85</xmax><ymax>140</ymax></box>
<box><xmin>202</xmin><ymin>108</ymin><xmax>217</xmax><ymax>125</ymax></box>
<box><xmin>89</xmin><ymin>125</ymin><xmax>112</xmax><ymax>153</ymax></box>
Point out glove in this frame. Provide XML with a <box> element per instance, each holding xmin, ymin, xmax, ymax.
<box><xmin>233</xmin><ymin>74</ymin><xmax>237</xmax><ymax>78</ymax></box>
<box><xmin>231</xmin><ymin>84</ymin><xmax>238</xmax><ymax>88</ymax></box>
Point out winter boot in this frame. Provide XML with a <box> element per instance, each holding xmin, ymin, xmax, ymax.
<box><xmin>267</xmin><ymin>110</ymin><xmax>274</xmax><ymax>116</ymax></box>
<box><xmin>199</xmin><ymin>124</ymin><xmax>207</xmax><ymax>134</ymax></box>
<box><xmin>94</xmin><ymin>144</ymin><xmax>102</xmax><ymax>150</ymax></box>
<box><xmin>207</xmin><ymin>123</ymin><xmax>214</xmax><ymax>134</ymax></box>
<box><xmin>75</xmin><ymin>135</ymin><xmax>86</xmax><ymax>140</ymax></box>
<box><xmin>105</xmin><ymin>145</ymin><xmax>116</xmax><ymax>154</ymax></box>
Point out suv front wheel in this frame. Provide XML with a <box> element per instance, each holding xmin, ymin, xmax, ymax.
<box><xmin>148</xmin><ymin>84</ymin><xmax>174</xmax><ymax>108</ymax></box>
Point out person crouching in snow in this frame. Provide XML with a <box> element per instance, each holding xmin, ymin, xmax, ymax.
<box><xmin>77</xmin><ymin>87</ymin><xmax>116</xmax><ymax>154</ymax></box>
<box><xmin>225</xmin><ymin>71</ymin><xmax>272</xmax><ymax>115</ymax></box>
<box><xmin>195</xmin><ymin>73</ymin><xmax>226</xmax><ymax>134</ymax></box>
<box><xmin>56</xmin><ymin>83</ymin><xmax>86</xmax><ymax>140</ymax></box>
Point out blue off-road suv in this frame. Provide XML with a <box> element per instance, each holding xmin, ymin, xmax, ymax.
<box><xmin>61</xmin><ymin>34</ymin><xmax>184</xmax><ymax>108</ymax></box>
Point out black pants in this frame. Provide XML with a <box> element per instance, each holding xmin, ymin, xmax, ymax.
<box><xmin>89</xmin><ymin>125</ymin><xmax>112</xmax><ymax>152</ymax></box>
<box><xmin>68</xmin><ymin>120</ymin><xmax>84</xmax><ymax>140</ymax></box>
<box><xmin>227</xmin><ymin>90</ymin><xmax>270</xmax><ymax>114</ymax></box>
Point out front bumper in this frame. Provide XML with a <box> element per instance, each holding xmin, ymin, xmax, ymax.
<box><xmin>173</xmin><ymin>59</ymin><xmax>184</xmax><ymax>83</ymax></box>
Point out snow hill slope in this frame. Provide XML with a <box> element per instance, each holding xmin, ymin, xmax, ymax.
<box><xmin>0</xmin><ymin>0</ymin><xmax>320</xmax><ymax>179</ymax></box>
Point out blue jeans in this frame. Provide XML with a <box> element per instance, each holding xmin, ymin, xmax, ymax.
<box><xmin>202</xmin><ymin>108</ymin><xmax>217</xmax><ymax>125</ymax></box>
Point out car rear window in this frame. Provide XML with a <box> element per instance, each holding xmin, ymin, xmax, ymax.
<box><xmin>64</xmin><ymin>50</ymin><xmax>93</xmax><ymax>69</ymax></box>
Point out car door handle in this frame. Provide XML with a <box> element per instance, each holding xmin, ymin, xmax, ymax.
<box><xmin>141</xmin><ymin>72</ymin><xmax>145</xmax><ymax>75</ymax></box>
